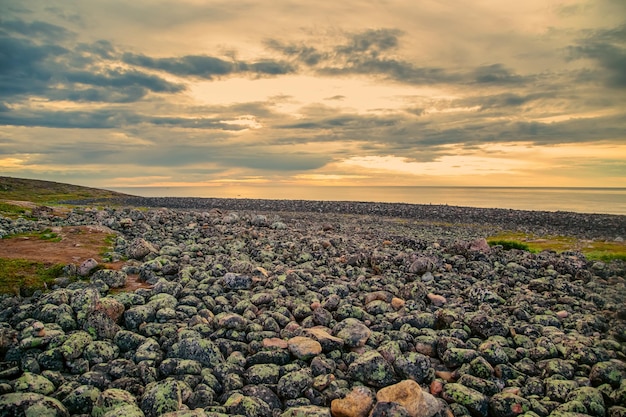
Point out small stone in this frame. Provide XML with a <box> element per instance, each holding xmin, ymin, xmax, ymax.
<box><xmin>224</xmin><ymin>392</ymin><xmax>272</xmax><ymax>417</ymax></box>
<box><xmin>489</xmin><ymin>392</ymin><xmax>531</xmax><ymax>417</ymax></box>
<box><xmin>469</xmin><ymin>238</ymin><xmax>491</xmax><ymax>253</ymax></box>
<box><xmin>545</xmin><ymin>379</ymin><xmax>579</xmax><ymax>402</ymax></box>
<box><xmin>14</xmin><ymin>372</ymin><xmax>55</xmax><ymax>395</ymax></box>
<box><xmin>277</xmin><ymin>369</ymin><xmax>313</xmax><ymax>400</ymax></box>
<box><xmin>427</xmin><ymin>293</ymin><xmax>447</xmax><ymax>306</ymax></box>
<box><xmin>394</xmin><ymin>352</ymin><xmax>432</xmax><ymax>383</ymax></box>
<box><xmin>127</xmin><ymin>238</ymin><xmax>157</xmax><ymax>260</ymax></box>
<box><xmin>391</xmin><ymin>298</ymin><xmax>406</xmax><ymax>310</ymax></box>
<box><xmin>0</xmin><ymin>392</ymin><xmax>69</xmax><ymax>417</ymax></box>
<box><xmin>245</xmin><ymin>364</ymin><xmax>281</xmax><ymax>385</ymax></box>
<box><xmin>141</xmin><ymin>378</ymin><xmax>191</xmax><ymax>417</ymax></box>
<box><xmin>430</xmin><ymin>380</ymin><xmax>444</xmax><ymax>396</ymax></box>
<box><xmin>567</xmin><ymin>386</ymin><xmax>605</xmax><ymax>417</ymax></box>
<box><xmin>221</xmin><ymin>272</ymin><xmax>253</xmax><ymax>290</ymax></box>
<box><xmin>348</xmin><ymin>350</ymin><xmax>395</xmax><ymax>388</ymax></box>
<box><xmin>78</xmin><ymin>258</ymin><xmax>99</xmax><ymax>276</ymax></box>
<box><xmin>96</xmin><ymin>297</ymin><xmax>126</xmax><ymax>323</ymax></box>
<box><xmin>62</xmin><ymin>385</ymin><xmax>101</xmax><ymax>415</ymax></box>
<box><xmin>263</xmin><ymin>337</ymin><xmax>289</xmax><ymax>349</ymax></box>
<box><xmin>168</xmin><ymin>338</ymin><xmax>224</xmax><ymax>367</ymax></box>
<box><xmin>376</xmin><ymin>379</ymin><xmax>426</xmax><ymax>417</ymax></box>
<box><xmin>330</xmin><ymin>386</ymin><xmax>374</xmax><ymax>417</ymax></box>
<box><xmin>305</xmin><ymin>327</ymin><xmax>345</xmax><ymax>352</ymax></box>
<box><xmin>288</xmin><ymin>336</ymin><xmax>323</xmax><ymax>360</ymax></box>
<box><xmin>442</xmin><ymin>383</ymin><xmax>488</xmax><ymax>417</ymax></box>
<box><xmin>334</xmin><ymin>318</ymin><xmax>371</xmax><ymax>348</ymax></box>
<box><xmin>590</xmin><ymin>360</ymin><xmax>626</xmax><ymax>388</ymax></box>
<box><xmin>91</xmin><ymin>269</ymin><xmax>127</xmax><ymax>288</ymax></box>
<box><xmin>92</xmin><ymin>388</ymin><xmax>142</xmax><ymax>417</ymax></box>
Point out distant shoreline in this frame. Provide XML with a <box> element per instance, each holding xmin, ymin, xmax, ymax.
<box><xmin>109</xmin><ymin>185</ymin><xmax>626</xmax><ymax>216</ymax></box>
<box><xmin>66</xmin><ymin>195</ymin><xmax>626</xmax><ymax>239</ymax></box>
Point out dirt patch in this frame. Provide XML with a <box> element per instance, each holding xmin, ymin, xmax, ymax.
<box><xmin>0</xmin><ymin>225</ymin><xmax>119</xmax><ymax>267</ymax></box>
<box><xmin>0</xmin><ymin>225</ymin><xmax>151</xmax><ymax>292</ymax></box>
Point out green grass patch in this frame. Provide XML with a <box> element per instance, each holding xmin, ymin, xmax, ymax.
<box><xmin>3</xmin><ymin>229</ymin><xmax>62</xmax><ymax>242</ymax></box>
<box><xmin>487</xmin><ymin>239</ymin><xmax>531</xmax><ymax>251</ymax></box>
<box><xmin>0</xmin><ymin>202</ymin><xmax>27</xmax><ymax>218</ymax></box>
<box><xmin>0</xmin><ymin>258</ymin><xmax>65</xmax><ymax>295</ymax></box>
<box><xmin>487</xmin><ymin>231</ymin><xmax>626</xmax><ymax>262</ymax></box>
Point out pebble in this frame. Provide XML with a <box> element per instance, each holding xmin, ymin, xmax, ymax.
<box><xmin>330</xmin><ymin>385</ymin><xmax>374</xmax><ymax>417</ymax></box>
<box><xmin>288</xmin><ymin>336</ymin><xmax>322</xmax><ymax>360</ymax></box>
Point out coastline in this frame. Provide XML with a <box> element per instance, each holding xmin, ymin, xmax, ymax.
<box><xmin>98</xmin><ymin>196</ymin><xmax>626</xmax><ymax>239</ymax></box>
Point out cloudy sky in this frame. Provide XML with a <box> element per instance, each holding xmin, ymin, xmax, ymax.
<box><xmin>1</xmin><ymin>0</ymin><xmax>625</xmax><ymax>193</ymax></box>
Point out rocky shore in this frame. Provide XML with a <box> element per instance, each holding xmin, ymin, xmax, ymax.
<box><xmin>0</xmin><ymin>200</ymin><xmax>625</xmax><ymax>417</ymax></box>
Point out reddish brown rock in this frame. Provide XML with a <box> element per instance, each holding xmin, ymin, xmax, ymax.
<box><xmin>97</xmin><ymin>297</ymin><xmax>125</xmax><ymax>323</ymax></box>
<box><xmin>376</xmin><ymin>380</ymin><xmax>443</xmax><ymax>417</ymax></box>
<box><xmin>391</xmin><ymin>297</ymin><xmax>406</xmax><ymax>310</ymax></box>
<box><xmin>430</xmin><ymin>379</ymin><xmax>444</xmax><ymax>396</ymax></box>
<box><xmin>288</xmin><ymin>336</ymin><xmax>322</xmax><ymax>360</ymax></box>
<box><xmin>305</xmin><ymin>327</ymin><xmax>345</xmax><ymax>352</ymax></box>
<box><xmin>330</xmin><ymin>386</ymin><xmax>374</xmax><ymax>417</ymax></box>
<box><xmin>262</xmin><ymin>338</ymin><xmax>289</xmax><ymax>349</ymax></box>
<box><xmin>427</xmin><ymin>293</ymin><xmax>447</xmax><ymax>306</ymax></box>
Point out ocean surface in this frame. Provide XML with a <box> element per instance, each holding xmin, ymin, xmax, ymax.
<box><xmin>110</xmin><ymin>186</ymin><xmax>626</xmax><ymax>216</ymax></box>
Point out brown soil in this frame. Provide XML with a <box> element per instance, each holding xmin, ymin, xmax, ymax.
<box><xmin>0</xmin><ymin>225</ymin><xmax>149</xmax><ymax>291</ymax></box>
<box><xmin>0</xmin><ymin>225</ymin><xmax>118</xmax><ymax>266</ymax></box>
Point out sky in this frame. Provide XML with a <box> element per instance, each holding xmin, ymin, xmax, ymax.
<box><xmin>1</xmin><ymin>0</ymin><xmax>625</xmax><ymax>192</ymax></box>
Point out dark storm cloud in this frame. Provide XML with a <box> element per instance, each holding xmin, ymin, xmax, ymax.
<box><xmin>0</xmin><ymin>36</ymin><xmax>66</xmax><ymax>96</ymax></box>
<box><xmin>123</xmin><ymin>52</ymin><xmax>294</xmax><ymax>78</ymax></box>
<box><xmin>336</xmin><ymin>29</ymin><xmax>402</xmax><ymax>56</ymax></box>
<box><xmin>242</xmin><ymin>60</ymin><xmax>294</xmax><ymax>75</ymax></box>
<box><xmin>122</xmin><ymin>53</ymin><xmax>235</xmax><ymax>77</ymax></box>
<box><xmin>457</xmin><ymin>92</ymin><xmax>550</xmax><ymax>110</ymax></box>
<box><xmin>322</xmin><ymin>58</ymin><xmax>457</xmax><ymax>85</ymax></box>
<box><xmin>278</xmin><ymin>114</ymin><xmax>397</xmax><ymax>130</ymax></box>
<box><xmin>76</xmin><ymin>40</ymin><xmax>117</xmax><ymax>59</ymax></box>
<box><xmin>271</xmin><ymin>103</ymin><xmax>626</xmax><ymax>155</ymax></box>
<box><xmin>0</xmin><ymin>19</ymin><xmax>184</xmax><ymax>107</ymax></box>
<box><xmin>65</xmin><ymin>69</ymin><xmax>184</xmax><ymax>93</ymax></box>
<box><xmin>264</xmin><ymin>40</ymin><xmax>326</xmax><ymax>66</ymax></box>
<box><xmin>0</xmin><ymin>19</ymin><xmax>73</xmax><ymax>40</ymax></box>
<box><xmin>568</xmin><ymin>24</ymin><xmax>626</xmax><ymax>88</ymax></box>
<box><xmin>0</xmin><ymin>108</ymin><xmax>249</xmax><ymax>130</ymax></box>
<box><xmin>267</xmin><ymin>29</ymin><xmax>463</xmax><ymax>85</ymax></box>
<box><xmin>47</xmin><ymin>87</ymin><xmax>148</xmax><ymax>103</ymax></box>
<box><xmin>473</xmin><ymin>64</ymin><xmax>528</xmax><ymax>85</ymax></box>
<box><xmin>0</xmin><ymin>109</ymin><xmax>141</xmax><ymax>129</ymax></box>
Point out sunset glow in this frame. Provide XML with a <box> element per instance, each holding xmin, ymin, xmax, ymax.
<box><xmin>1</xmin><ymin>0</ymin><xmax>624</xmax><ymax>190</ymax></box>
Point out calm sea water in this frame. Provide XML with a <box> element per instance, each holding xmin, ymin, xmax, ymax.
<box><xmin>110</xmin><ymin>186</ymin><xmax>626</xmax><ymax>216</ymax></box>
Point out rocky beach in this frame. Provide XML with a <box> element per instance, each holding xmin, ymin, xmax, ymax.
<box><xmin>0</xmin><ymin>199</ymin><xmax>625</xmax><ymax>417</ymax></box>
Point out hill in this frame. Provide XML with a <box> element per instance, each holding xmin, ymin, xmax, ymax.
<box><xmin>0</xmin><ymin>176</ymin><xmax>129</xmax><ymax>205</ymax></box>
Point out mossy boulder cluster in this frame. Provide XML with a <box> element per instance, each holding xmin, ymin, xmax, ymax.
<box><xmin>0</xmin><ymin>202</ymin><xmax>625</xmax><ymax>417</ymax></box>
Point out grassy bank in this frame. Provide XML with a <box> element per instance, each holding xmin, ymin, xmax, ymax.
<box><xmin>488</xmin><ymin>232</ymin><xmax>626</xmax><ymax>262</ymax></box>
<box><xmin>0</xmin><ymin>176</ymin><xmax>125</xmax><ymax>203</ymax></box>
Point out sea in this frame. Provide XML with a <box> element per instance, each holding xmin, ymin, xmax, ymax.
<box><xmin>110</xmin><ymin>186</ymin><xmax>626</xmax><ymax>216</ymax></box>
